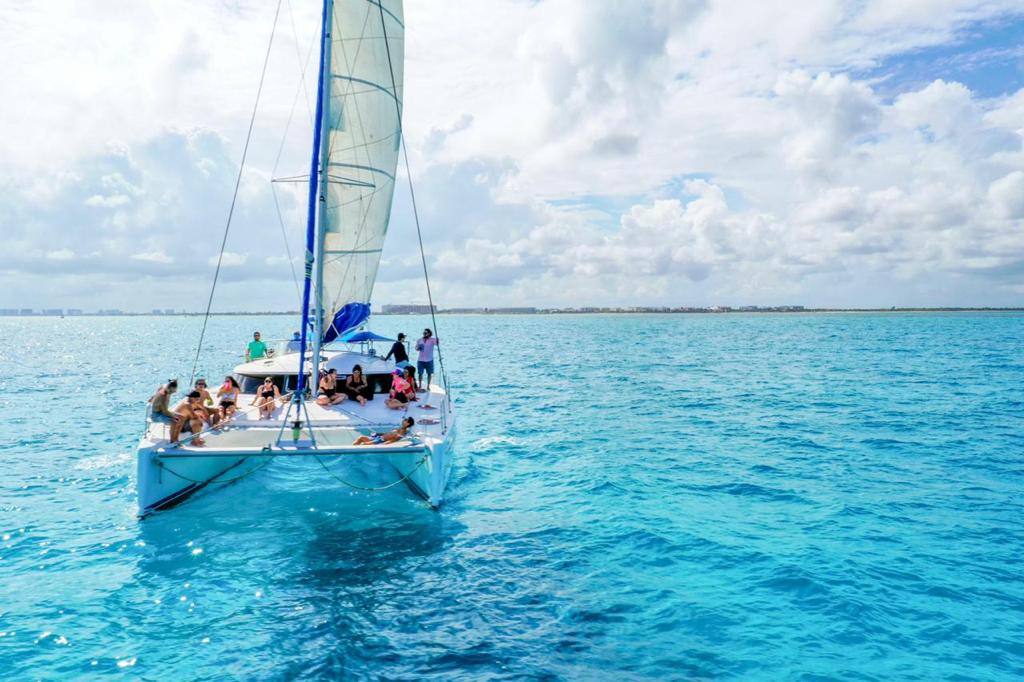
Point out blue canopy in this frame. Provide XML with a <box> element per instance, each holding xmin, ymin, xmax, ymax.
<box><xmin>338</xmin><ymin>330</ymin><xmax>395</xmax><ymax>343</ymax></box>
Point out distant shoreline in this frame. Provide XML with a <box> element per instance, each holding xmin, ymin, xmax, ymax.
<box><xmin>3</xmin><ymin>307</ymin><xmax>1022</xmax><ymax>317</ymax></box>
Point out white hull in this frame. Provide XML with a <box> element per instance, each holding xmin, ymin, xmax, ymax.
<box><xmin>136</xmin><ymin>381</ymin><xmax>456</xmax><ymax>516</ymax></box>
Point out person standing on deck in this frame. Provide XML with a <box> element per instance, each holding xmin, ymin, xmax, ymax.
<box><xmin>286</xmin><ymin>331</ymin><xmax>302</xmax><ymax>353</ymax></box>
<box><xmin>384</xmin><ymin>333</ymin><xmax>410</xmax><ymax>367</ymax></box>
<box><xmin>246</xmin><ymin>331</ymin><xmax>267</xmax><ymax>362</ymax></box>
<box><xmin>415</xmin><ymin>328</ymin><xmax>438</xmax><ymax>392</ymax></box>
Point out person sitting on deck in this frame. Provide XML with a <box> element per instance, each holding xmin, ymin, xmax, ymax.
<box><xmin>316</xmin><ymin>368</ymin><xmax>345</xmax><ymax>406</ymax></box>
<box><xmin>353</xmin><ymin>417</ymin><xmax>415</xmax><ymax>446</ymax></box>
<box><xmin>385</xmin><ymin>367</ymin><xmax>417</xmax><ymax>409</ymax></box>
<box><xmin>246</xmin><ymin>331</ymin><xmax>267</xmax><ymax>362</ymax></box>
<box><xmin>415</xmin><ymin>328</ymin><xmax>438</xmax><ymax>392</ymax></box>
<box><xmin>149</xmin><ymin>379</ymin><xmax>183</xmax><ymax>434</ymax></box>
<box><xmin>192</xmin><ymin>378</ymin><xmax>221</xmax><ymax>428</ymax></box>
<box><xmin>286</xmin><ymin>331</ymin><xmax>302</xmax><ymax>353</ymax></box>
<box><xmin>174</xmin><ymin>391</ymin><xmax>208</xmax><ymax>446</ymax></box>
<box><xmin>216</xmin><ymin>375</ymin><xmax>241</xmax><ymax>420</ymax></box>
<box><xmin>251</xmin><ymin>376</ymin><xmax>281</xmax><ymax>419</ymax></box>
<box><xmin>384</xmin><ymin>333</ymin><xmax>410</xmax><ymax>367</ymax></box>
<box><xmin>343</xmin><ymin>364</ymin><xmax>374</xmax><ymax>406</ymax></box>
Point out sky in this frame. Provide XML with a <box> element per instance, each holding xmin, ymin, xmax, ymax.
<box><xmin>1</xmin><ymin>0</ymin><xmax>1023</xmax><ymax>312</ymax></box>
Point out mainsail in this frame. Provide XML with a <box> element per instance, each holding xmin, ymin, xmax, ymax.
<box><xmin>317</xmin><ymin>0</ymin><xmax>404</xmax><ymax>343</ymax></box>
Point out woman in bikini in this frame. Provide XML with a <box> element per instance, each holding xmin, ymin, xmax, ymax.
<box><xmin>251</xmin><ymin>377</ymin><xmax>281</xmax><ymax>419</ymax></box>
<box><xmin>343</xmin><ymin>364</ymin><xmax>374</xmax><ymax>406</ymax></box>
<box><xmin>217</xmin><ymin>375</ymin><xmax>241</xmax><ymax>420</ymax></box>
<box><xmin>316</xmin><ymin>368</ymin><xmax>346</xmax><ymax>406</ymax></box>
<box><xmin>353</xmin><ymin>417</ymin><xmax>414</xmax><ymax>446</ymax></box>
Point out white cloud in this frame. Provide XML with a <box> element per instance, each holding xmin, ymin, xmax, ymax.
<box><xmin>989</xmin><ymin>171</ymin><xmax>1024</xmax><ymax>219</ymax></box>
<box><xmin>132</xmin><ymin>251</ymin><xmax>174</xmax><ymax>264</ymax></box>
<box><xmin>264</xmin><ymin>255</ymin><xmax>295</xmax><ymax>266</ymax></box>
<box><xmin>210</xmin><ymin>252</ymin><xmax>248</xmax><ymax>267</ymax></box>
<box><xmin>2</xmin><ymin>0</ymin><xmax>1023</xmax><ymax>310</ymax></box>
<box><xmin>84</xmin><ymin>193</ymin><xmax>131</xmax><ymax>208</ymax></box>
<box><xmin>46</xmin><ymin>249</ymin><xmax>75</xmax><ymax>261</ymax></box>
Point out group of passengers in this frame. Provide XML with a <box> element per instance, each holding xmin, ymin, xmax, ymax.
<box><xmin>242</xmin><ymin>330</ymin><xmax>312</xmax><ymax>360</ymax></box>
<box><xmin>316</xmin><ymin>365</ymin><xmax>374</xmax><ymax>407</ymax></box>
<box><xmin>148</xmin><ymin>376</ymin><xmax>244</xmax><ymax>446</ymax></box>
<box><xmin>147</xmin><ymin>328</ymin><xmax>441</xmax><ymax>445</ymax></box>
<box><xmin>384</xmin><ymin>328</ymin><xmax>439</xmax><ymax>392</ymax></box>
<box><xmin>314</xmin><ymin>328</ymin><xmax>438</xmax><ymax>411</ymax></box>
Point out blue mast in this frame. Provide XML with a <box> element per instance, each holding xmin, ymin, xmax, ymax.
<box><xmin>295</xmin><ymin>0</ymin><xmax>331</xmax><ymax>401</ymax></box>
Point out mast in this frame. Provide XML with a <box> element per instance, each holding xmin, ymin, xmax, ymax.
<box><xmin>311</xmin><ymin>0</ymin><xmax>335</xmax><ymax>381</ymax></box>
<box><xmin>295</xmin><ymin>0</ymin><xmax>332</xmax><ymax>402</ymax></box>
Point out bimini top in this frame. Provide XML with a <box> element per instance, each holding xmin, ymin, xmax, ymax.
<box><xmin>338</xmin><ymin>330</ymin><xmax>395</xmax><ymax>343</ymax></box>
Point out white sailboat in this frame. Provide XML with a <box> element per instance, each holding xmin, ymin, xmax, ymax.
<box><xmin>136</xmin><ymin>0</ymin><xmax>456</xmax><ymax>516</ymax></box>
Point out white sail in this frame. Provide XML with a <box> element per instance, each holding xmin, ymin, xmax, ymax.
<box><xmin>318</xmin><ymin>0</ymin><xmax>404</xmax><ymax>341</ymax></box>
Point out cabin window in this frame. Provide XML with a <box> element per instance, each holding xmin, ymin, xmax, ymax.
<box><xmin>239</xmin><ymin>375</ymin><xmax>299</xmax><ymax>393</ymax></box>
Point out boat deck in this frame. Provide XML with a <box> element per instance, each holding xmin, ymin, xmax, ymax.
<box><xmin>143</xmin><ymin>384</ymin><xmax>449</xmax><ymax>453</ymax></box>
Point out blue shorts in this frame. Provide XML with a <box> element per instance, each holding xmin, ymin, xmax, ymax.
<box><xmin>417</xmin><ymin>360</ymin><xmax>434</xmax><ymax>374</ymax></box>
<box><xmin>152</xmin><ymin>413</ymin><xmax>175</xmax><ymax>424</ymax></box>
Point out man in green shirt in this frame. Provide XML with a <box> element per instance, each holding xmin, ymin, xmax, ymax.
<box><xmin>246</xmin><ymin>331</ymin><xmax>267</xmax><ymax>362</ymax></box>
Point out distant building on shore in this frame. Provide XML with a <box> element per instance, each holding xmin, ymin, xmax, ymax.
<box><xmin>66</xmin><ymin>309</ymin><xmax>83</xmax><ymax>316</ymax></box>
<box><xmin>43</xmin><ymin>308</ymin><xmax>63</xmax><ymax>316</ymax></box>
<box><xmin>441</xmin><ymin>307</ymin><xmax>538</xmax><ymax>314</ymax></box>
<box><xmin>382</xmin><ymin>304</ymin><xmax>436</xmax><ymax>314</ymax></box>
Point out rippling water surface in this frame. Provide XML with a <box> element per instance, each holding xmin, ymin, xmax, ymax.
<box><xmin>1</xmin><ymin>312</ymin><xmax>1023</xmax><ymax>679</ymax></box>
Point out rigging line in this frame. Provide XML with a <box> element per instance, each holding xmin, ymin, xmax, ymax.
<box><xmin>272</xmin><ymin>17</ymin><xmax>318</xmax><ymax>174</ymax></box>
<box><xmin>157</xmin><ymin>455</ymin><xmax>277</xmax><ymax>486</ymax></box>
<box><xmin>270</xmin><ymin>1</ymin><xmax>318</xmax><ymax>308</ymax></box>
<box><xmin>285</xmin><ymin>0</ymin><xmax>316</xmax><ymax>126</ymax></box>
<box><xmin>271</xmin><ymin>185</ymin><xmax>302</xmax><ymax>300</ymax></box>
<box><xmin>313</xmin><ymin>453</ymin><xmax>428</xmax><ymax>492</ymax></box>
<box><xmin>190</xmin><ymin>0</ymin><xmax>284</xmax><ymax>386</ymax></box>
<box><xmin>376</xmin><ymin>3</ymin><xmax>452</xmax><ymax>401</ymax></box>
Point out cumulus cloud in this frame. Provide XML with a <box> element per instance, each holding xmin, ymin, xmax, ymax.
<box><xmin>2</xmin><ymin>0</ymin><xmax>1024</xmax><ymax>310</ymax></box>
<box><xmin>988</xmin><ymin>171</ymin><xmax>1024</xmax><ymax>219</ymax></box>
<box><xmin>132</xmin><ymin>251</ymin><xmax>174</xmax><ymax>264</ymax></box>
<box><xmin>211</xmin><ymin>252</ymin><xmax>249</xmax><ymax>267</ymax></box>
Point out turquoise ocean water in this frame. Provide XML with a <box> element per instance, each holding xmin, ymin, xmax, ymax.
<box><xmin>1</xmin><ymin>312</ymin><xmax>1022</xmax><ymax>679</ymax></box>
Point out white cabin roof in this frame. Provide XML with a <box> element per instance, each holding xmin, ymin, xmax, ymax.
<box><xmin>233</xmin><ymin>349</ymin><xmax>394</xmax><ymax>377</ymax></box>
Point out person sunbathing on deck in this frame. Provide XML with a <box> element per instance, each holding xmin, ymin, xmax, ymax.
<box><xmin>174</xmin><ymin>391</ymin><xmax>207</xmax><ymax>446</ymax></box>
<box><xmin>251</xmin><ymin>377</ymin><xmax>281</xmax><ymax>420</ymax></box>
<box><xmin>343</xmin><ymin>364</ymin><xmax>374</xmax><ymax>406</ymax></box>
<box><xmin>316</xmin><ymin>368</ymin><xmax>346</xmax><ymax>406</ymax></box>
<box><xmin>353</xmin><ymin>417</ymin><xmax>415</xmax><ymax>446</ymax></box>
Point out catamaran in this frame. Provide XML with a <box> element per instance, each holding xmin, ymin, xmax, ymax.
<box><xmin>136</xmin><ymin>0</ymin><xmax>456</xmax><ymax>516</ymax></box>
